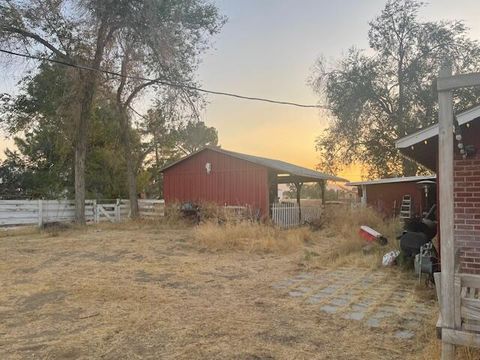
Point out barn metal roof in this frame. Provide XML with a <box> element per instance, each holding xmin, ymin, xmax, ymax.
<box><xmin>347</xmin><ymin>175</ymin><xmax>436</xmax><ymax>187</ymax></box>
<box><xmin>160</xmin><ymin>146</ymin><xmax>348</xmax><ymax>182</ymax></box>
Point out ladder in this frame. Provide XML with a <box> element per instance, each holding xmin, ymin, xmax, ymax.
<box><xmin>399</xmin><ymin>194</ymin><xmax>412</xmax><ymax>220</ymax></box>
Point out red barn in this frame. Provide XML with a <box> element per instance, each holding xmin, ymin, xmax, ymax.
<box><xmin>396</xmin><ymin>104</ymin><xmax>480</xmax><ymax>274</ymax></box>
<box><xmin>160</xmin><ymin>146</ymin><xmax>347</xmax><ymax>218</ymax></box>
<box><xmin>347</xmin><ymin>176</ymin><xmax>436</xmax><ymax>218</ymax></box>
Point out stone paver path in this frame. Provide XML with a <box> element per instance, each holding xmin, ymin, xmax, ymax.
<box><xmin>272</xmin><ymin>267</ymin><xmax>431</xmax><ymax>340</ymax></box>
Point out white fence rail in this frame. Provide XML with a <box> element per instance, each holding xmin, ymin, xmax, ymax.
<box><xmin>271</xmin><ymin>203</ymin><xmax>322</xmax><ymax>229</ymax></box>
<box><xmin>0</xmin><ymin>199</ymin><xmax>165</xmax><ymax>227</ymax></box>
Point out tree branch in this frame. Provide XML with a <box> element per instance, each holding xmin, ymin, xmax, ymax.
<box><xmin>1</xmin><ymin>26</ymin><xmax>68</xmax><ymax>61</ymax></box>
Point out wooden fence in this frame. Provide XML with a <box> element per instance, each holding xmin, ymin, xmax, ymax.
<box><xmin>0</xmin><ymin>199</ymin><xmax>165</xmax><ymax>227</ymax></box>
<box><xmin>271</xmin><ymin>202</ymin><xmax>322</xmax><ymax>229</ymax></box>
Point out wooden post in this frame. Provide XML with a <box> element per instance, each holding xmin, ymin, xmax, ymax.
<box><xmin>319</xmin><ymin>180</ymin><xmax>326</xmax><ymax>206</ymax></box>
<box><xmin>37</xmin><ymin>199</ymin><xmax>43</xmax><ymax>227</ymax></box>
<box><xmin>115</xmin><ymin>198</ymin><xmax>121</xmax><ymax>222</ymax></box>
<box><xmin>360</xmin><ymin>185</ymin><xmax>367</xmax><ymax>207</ymax></box>
<box><xmin>294</xmin><ymin>181</ymin><xmax>303</xmax><ymax>223</ymax></box>
<box><xmin>438</xmin><ymin>63</ymin><xmax>456</xmax><ymax>360</ymax></box>
<box><xmin>92</xmin><ymin>199</ymin><xmax>98</xmax><ymax>223</ymax></box>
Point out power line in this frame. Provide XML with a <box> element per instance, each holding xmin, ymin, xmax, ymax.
<box><xmin>0</xmin><ymin>48</ymin><xmax>329</xmax><ymax>109</ymax></box>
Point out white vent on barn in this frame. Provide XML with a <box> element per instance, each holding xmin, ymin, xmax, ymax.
<box><xmin>205</xmin><ymin>162</ymin><xmax>212</xmax><ymax>174</ymax></box>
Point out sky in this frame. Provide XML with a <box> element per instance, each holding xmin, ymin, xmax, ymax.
<box><xmin>1</xmin><ymin>0</ymin><xmax>480</xmax><ymax>181</ymax></box>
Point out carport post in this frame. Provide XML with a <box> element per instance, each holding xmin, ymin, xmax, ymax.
<box><xmin>294</xmin><ymin>181</ymin><xmax>303</xmax><ymax>223</ymax></box>
<box><xmin>319</xmin><ymin>180</ymin><xmax>326</xmax><ymax>206</ymax></box>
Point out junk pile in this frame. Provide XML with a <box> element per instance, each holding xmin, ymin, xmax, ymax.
<box><xmin>180</xmin><ymin>202</ymin><xmax>201</xmax><ymax>223</ymax></box>
<box><xmin>358</xmin><ymin>204</ymin><xmax>439</xmax><ymax>274</ymax></box>
<box><xmin>398</xmin><ymin>204</ymin><xmax>439</xmax><ymax>278</ymax></box>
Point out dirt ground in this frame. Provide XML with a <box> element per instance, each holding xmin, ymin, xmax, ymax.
<box><xmin>0</xmin><ymin>221</ymin><xmax>439</xmax><ymax>359</ymax></box>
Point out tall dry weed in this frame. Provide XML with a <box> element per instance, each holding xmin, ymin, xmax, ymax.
<box><xmin>304</xmin><ymin>205</ymin><xmax>402</xmax><ymax>268</ymax></box>
<box><xmin>193</xmin><ymin>205</ymin><xmax>402</xmax><ymax>262</ymax></box>
<box><xmin>194</xmin><ymin>221</ymin><xmax>312</xmax><ymax>254</ymax></box>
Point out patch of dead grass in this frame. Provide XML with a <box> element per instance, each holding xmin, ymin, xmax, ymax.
<box><xmin>194</xmin><ymin>221</ymin><xmax>312</xmax><ymax>253</ymax></box>
<box><xmin>297</xmin><ymin>206</ymin><xmax>401</xmax><ymax>269</ymax></box>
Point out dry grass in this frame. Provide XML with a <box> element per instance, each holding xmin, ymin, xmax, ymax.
<box><xmin>1</xmin><ymin>208</ymin><xmax>475</xmax><ymax>359</ymax></box>
<box><xmin>193</xmin><ymin>205</ymin><xmax>404</xmax><ymax>271</ymax></box>
<box><xmin>295</xmin><ymin>206</ymin><xmax>402</xmax><ymax>269</ymax></box>
<box><xmin>0</xmin><ymin>221</ymin><xmax>440</xmax><ymax>359</ymax></box>
<box><xmin>194</xmin><ymin>221</ymin><xmax>312</xmax><ymax>253</ymax></box>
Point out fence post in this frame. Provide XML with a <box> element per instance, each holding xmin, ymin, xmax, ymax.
<box><xmin>92</xmin><ymin>200</ymin><xmax>98</xmax><ymax>223</ymax></box>
<box><xmin>115</xmin><ymin>199</ymin><xmax>121</xmax><ymax>222</ymax></box>
<box><xmin>37</xmin><ymin>199</ymin><xmax>43</xmax><ymax>227</ymax></box>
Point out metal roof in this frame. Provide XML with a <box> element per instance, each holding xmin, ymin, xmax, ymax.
<box><xmin>396</xmin><ymin>104</ymin><xmax>480</xmax><ymax>149</ymax></box>
<box><xmin>161</xmin><ymin>146</ymin><xmax>348</xmax><ymax>182</ymax></box>
<box><xmin>346</xmin><ymin>175</ymin><xmax>436</xmax><ymax>187</ymax></box>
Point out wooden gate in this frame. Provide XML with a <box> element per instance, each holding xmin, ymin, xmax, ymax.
<box><xmin>95</xmin><ymin>199</ymin><xmax>123</xmax><ymax>223</ymax></box>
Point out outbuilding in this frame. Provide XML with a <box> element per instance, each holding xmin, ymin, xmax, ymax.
<box><xmin>160</xmin><ymin>146</ymin><xmax>347</xmax><ymax>218</ymax></box>
<box><xmin>347</xmin><ymin>176</ymin><xmax>436</xmax><ymax>218</ymax></box>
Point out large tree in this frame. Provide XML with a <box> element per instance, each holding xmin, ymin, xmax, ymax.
<box><xmin>0</xmin><ymin>0</ymin><xmax>224</xmax><ymax>222</ymax></box>
<box><xmin>310</xmin><ymin>0</ymin><xmax>480</xmax><ymax>177</ymax></box>
<box><xmin>1</xmin><ymin>0</ymin><xmax>132</xmax><ymax>222</ymax></box>
<box><xmin>107</xmin><ymin>1</ymin><xmax>223</xmax><ymax>216</ymax></box>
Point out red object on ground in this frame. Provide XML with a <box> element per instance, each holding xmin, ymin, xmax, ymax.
<box><xmin>359</xmin><ymin>225</ymin><xmax>383</xmax><ymax>243</ymax></box>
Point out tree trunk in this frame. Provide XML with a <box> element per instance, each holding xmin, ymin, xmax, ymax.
<box><xmin>119</xmin><ymin>110</ymin><xmax>139</xmax><ymax>218</ymax></box>
<box><xmin>73</xmin><ymin>22</ymin><xmax>110</xmax><ymax>224</ymax></box>
<box><xmin>74</xmin><ymin>72</ymin><xmax>97</xmax><ymax>224</ymax></box>
<box><xmin>74</xmin><ymin>129</ymin><xmax>87</xmax><ymax>224</ymax></box>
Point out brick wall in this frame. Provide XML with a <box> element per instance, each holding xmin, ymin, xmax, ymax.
<box><xmin>454</xmin><ymin>155</ymin><xmax>480</xmax><ymax>274</ymax></box>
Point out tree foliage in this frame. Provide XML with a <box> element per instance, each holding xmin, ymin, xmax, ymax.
<box><xmin>310</xmin><ymin>0</ymin><xmax>480</xmax><ymax>177</ymax></box>
<box><xmin>139</xmin><ymin>102</ymin><xmax>219</xmax><ymax>198</ymax></box>
<box><xmin>0</xmin><ymin>62</ymin><xmax>220</xmax><ymax>199</ymax></box>
<box><xmin>0</xmin><ymin>63</ymin><xmax>131</xmax><ymax>199</ymax></box>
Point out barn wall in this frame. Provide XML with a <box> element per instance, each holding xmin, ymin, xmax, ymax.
<box><xmin>163</xmin><ymin>149</ymin><xmax>269</xmax><ymax>216</ymax></box>
<box><xmin>365</xmin><ymin>182</ymin><xmax>424</xmax><ymax>217</ymax></box>
<box><xmin>454</xmin><ymin>124</ymin><xmax>480</xmax><ymax>274</ymax></box>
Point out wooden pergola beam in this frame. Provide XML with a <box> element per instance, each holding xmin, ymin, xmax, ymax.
<box><xmin>438</xmin><ymin>64</ymin><xmax>457</xmax><ymax>360</ymax></box>
<box><xmin>276</xmin><ymin>175</ymin><xmax>330</xmax><ymax>184</ymax></box>
<box><xmin>437</xmin><ymin>72</ymin><xmax>480</xmax><ymax>92</ymax></box>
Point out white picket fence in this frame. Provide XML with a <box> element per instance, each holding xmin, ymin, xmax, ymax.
<box><xmin>0</xmin><ymin>199</ymin><xmax>165</xmax><ymax>227</ymax></box>
<box><xmin>271</xmin><ymin>202</ymin><xmax>322</xmax><ymax>229</ymax></box>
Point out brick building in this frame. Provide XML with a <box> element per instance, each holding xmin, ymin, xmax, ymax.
<box><xmin>396</xmin><ymin>105</ymin><xmax>480</xmax><ymax>274</ymax></box>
